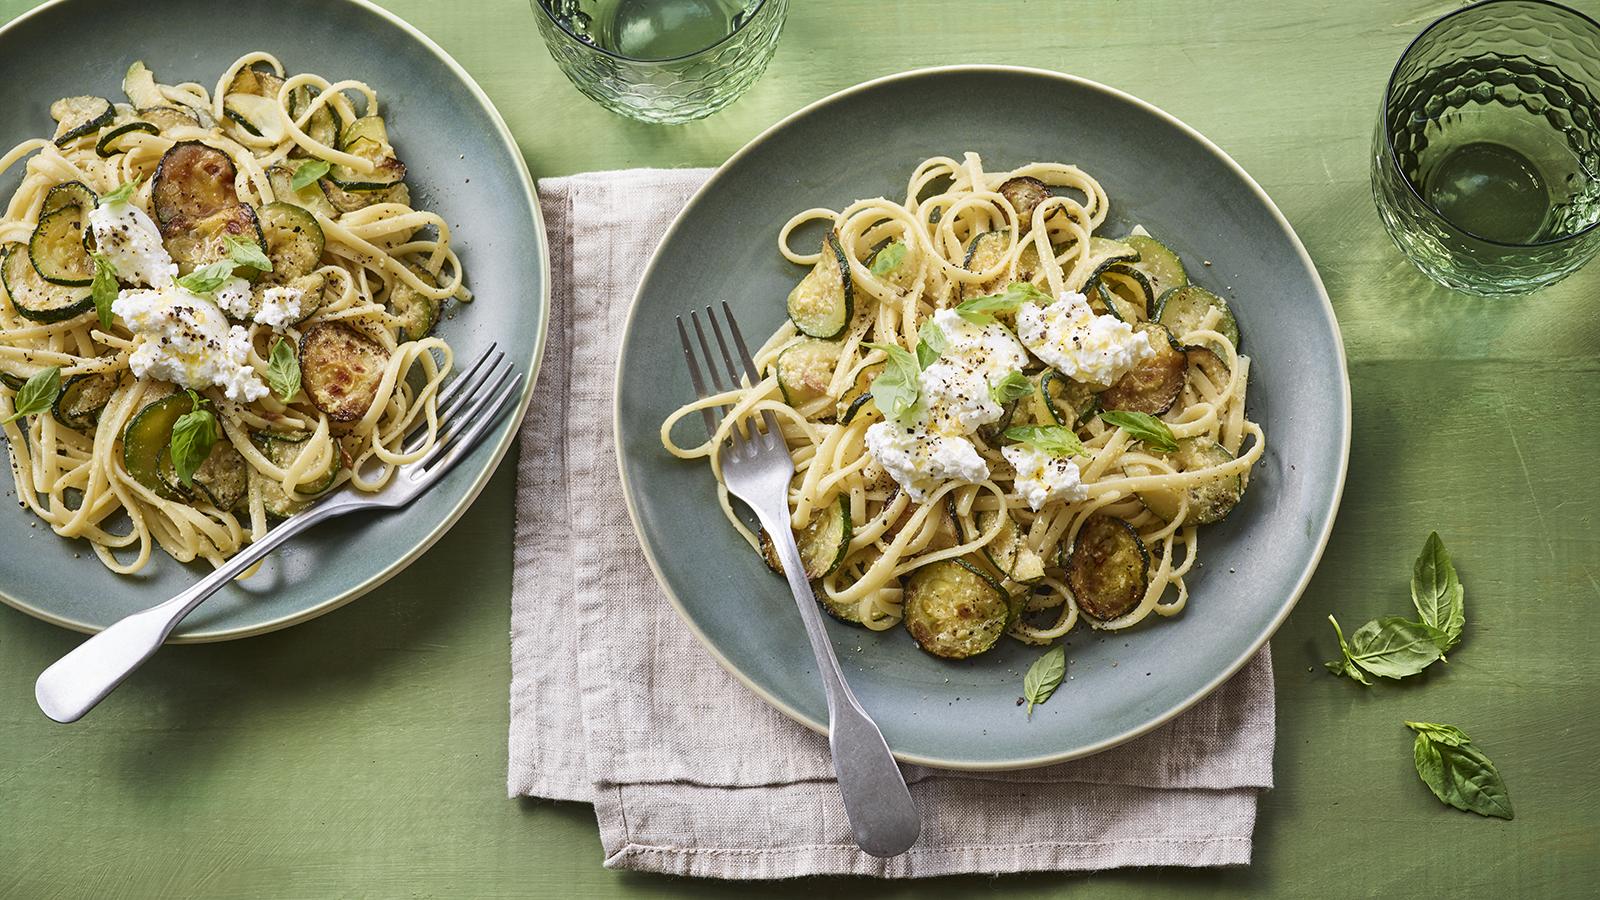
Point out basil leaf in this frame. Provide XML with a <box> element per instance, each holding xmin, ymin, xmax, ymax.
<box><xmin>1022</xmin><ymin>645</ymin><xmax>1065</xmax><ymax>718</ymax></box>
<box><xmin>955</xmin><ymin>281</ymin><xmax>1051</xmax><ymax>324</ymax></box>
<box><xmin>862</xmin><ymin>342</ymin><xmax>921</xmax><ymax>422</ymax></box>
<box><xmin>1345</xmin><ymin>616</ymin><xmax>1442</xmax><ymax>679</ymax></box>
<box><xmin>175</xmin><ymin>260</ymin><xmax>237</xmax><ymax>296</ymax></box>
<box><xmin>169</xmin><ymin>392</ymin><xmax>219</xmax><ymax>488</ymax></box>
<box><xmin>870</xmin><ymin>240</ymin><xmax>908</xmax><ymax>276</ymax></box>
<box><xmin>100</xmin><ymin>175</ymin><xmax>143</xmax><ymax>206</ymax></box>
<box><xmin>1412</xmin><ymin>531</ymin><xmax>1464</xmax><ymax>652</ymax></box>
<box><xmin>1</xmin><ymin>366</ymin><xmax>61</xmax><ymax>425</ymax></box>
<box><xmin>90</xmin><ymin>253</ymin><xmax>119</xmax><ymax>330</ymax></box>
<box><xmin>989</xmin><ymin>371</ymin><xmax>1033</xmax><ymax>406</ymax></box>
<box><xmin>1004</xmin><ymin>424</ymin><xmax>1084</xmax><ymax>458</ymax></box>
<box><xmin>225</xmin><ymin>235</ymin><xmax>272</xmax><ymax>272</ymax></box>
<box><xmin>1405</xmin><ymin>722</ymin><xmax>1513</xmax><ymax>819</ymax></box>
<box><xmin>1099</xmin><ymin>410</ymin><xmax>1178</xmax><ymax>453</ymax></box>
<box><xmin>266</xmin><ymin>337</ymin><xmax>300</xmax><ymax>401</ymax></box>
<box><xmin>1323</xmin><ymin>615</ymin><xmax>1372</xmax><ymax>685</ymax></box>
<box><xmin>915</xmin><ymin>318</ymin><xmax>946</xmax><ymax>369</ymax></box>
<box><xmin>290</xmin><ymin>159</ymin><xmax>331</xmax><ymax>192</ymax></box>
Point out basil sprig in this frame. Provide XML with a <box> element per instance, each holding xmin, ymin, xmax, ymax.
<box><xmin>90</xmin><ymin>253</ymin><xmax>119</xmax><ymax>330</ymax></box>
<box><xmin>988</xmin><ymin>370</ymin><xmax>1033</xmax><ymax>406</ymax></box>
<box><xmin>1406</xmin><ymin>722</ymin><xmax>1513</xmax><ymax>819</ymax></box>
<box><xmin>290</xmin><ymin>159</ymin><xmax>331</xmax><ymax>192</ymax></box>
<box><xmin>266</xmin><ymin>337</ymin><xmax>301</xmax><ymax>401</ymax></box>
<box><xmin>954</xmin><ymin>281</ymin><xmax>1051</xmax><ymax>325</ymax></box>
<box><xmin>2</xmin><ymin>366</ymin><xmax>61</xmax><ymax>425</ymax></box>
<box><xmin>224</xmin><ymin>235</ymin><xmax>273</xmax><ymax>272</ymax></box>
<box><xmin>1099</xmin><ymin>410</ymin><xmax>1178</xmax><ymax>453</ymax></box>
<box><xmin>870</xmin><ymin>240</ymin><xmax>907</xmax><ymax>276</ymax></box>
<box><xmin>169</xmin><ymin>390</ymin><xmax>219</xmax><ymax>488</ymax></box>
<box><xmin>861</xmin><ymin>342</ymin><xmax>922</xmax><ymax>423</ymax></box>
<box><xmin>1326</xmin><ymin>533</ymin><xmax>1466</xmax><ymax>684</ymax></box>
<box><xmin>1021</xmin><ymin>645</ymin><xmax>1065</xmax><ymax>718</ymax></box>
<box><xmin>100</xmin><ymin>175</ymin><xmax>143</xmax><ymax>206</ymax></box>
<box><xmin>176</xmin><ymin>237</ymin><xmax>274</xmax><ymax>295</ymax></box>
<box><xmin>1004</xmin><ymin>424</ymin><xmax>1084</xmax><ymax>458</ymax></box>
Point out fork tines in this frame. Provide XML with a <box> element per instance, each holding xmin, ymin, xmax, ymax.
<box><xmin>676</xmin><ymin>302</ymin><xmax>780</xmax><ymax>455</ymax></box>
<box><xmin>400</xmin><ymin>342</ymin><xmax>522</xmax><ymax>477</ymax></box>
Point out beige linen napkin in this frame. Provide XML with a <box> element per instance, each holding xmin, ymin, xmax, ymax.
<box><xmin>509</xmin><ymin>168</ymin><xmax>1275</xmax><ymax>879</ymax></box>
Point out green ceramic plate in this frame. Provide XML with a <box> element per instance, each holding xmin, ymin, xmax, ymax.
<box><xmin>617</xmin><ymin>67</ymin><xmax>1350</xmax><ymax>770</ymax></box>
<box><xmin>0</xmin><ymin>0</ymin><xmax>547</xmax><ymax>641</ymax></box>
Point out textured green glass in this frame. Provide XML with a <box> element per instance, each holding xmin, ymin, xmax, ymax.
<box><xmin>1372</xmin><ymin>0</ymin><xmax>1600</xmax><ymax>296</ymax></box>
<box><xmin>534</xmin><ymin>0</ymin><xmax>786</xmax><ymax>124</ymax></box>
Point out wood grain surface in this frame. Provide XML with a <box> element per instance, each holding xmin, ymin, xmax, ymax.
<box><xmin>1</xmin><ymin>0</ymin><xmax>1597</xmax><ymax>896</ymax></box>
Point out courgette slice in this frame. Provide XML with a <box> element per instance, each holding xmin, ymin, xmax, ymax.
<box><xmin>95</xmin><ymin>120</ymin><xmax>159</xmax><ymax>158</ymax></box>
<box><xmin>192</xmin><ymin>439</ymin><xmax>249</xmax><ymax>511</ymax></box>
<box><xmin>51</xmin><ymin>96</ymin><xmax>114</xmax><ymax>146</ymax></box>
<box><xmin>0</xmin><ymin>371</ymin><xmax>26</xmax><ymax>390</ymax></box>
<box><xmin>153</xmin><ymin>142</ymin><xmax>240</xmax><ymax>226</ymax></box>
<box><xmin>1186</xmin><ymin>345</ymin><xmax>1229</xmax><ymax>378</ymax></box>
<box><xmin>2</xmin><ymin>243</ymin><xmax>92</xmax><ymax>322</ymax></box>
<box><xmin>51</xmin><ymin>372</ymin><xmax>117</xmax><ymax>431</ymax></box>
<box><xmin>251</xmin><ymin>431</ymin><xmax>338</xmax><ymax>517</ymax></box>
<box><xmin>267</xmin><ymin>164</ymin><xmax>340</xmax><ymax>219</ymax></box>
<box><xmin>998</xmin><ymin>176</ymin><xmax>1051</xmax><ymax>230</ymax></box>
<box><xmin>28</xmin><ymin>205</ymin><xmax>94</xmax><ymax>286</ymax></box>
<box><xmin>1092</xmin><ymin>280</ymin><xmax>1139</xmax><ymax>323</ymax></box>
<box><xmin>903</xmin><ymin>557</ymin><xmax>1013</xmax><ymax>659</ymax></box>
<box><xmin>122</xmin><ymin>393</ymin><xmax>193</xmax><ymax>501</ymax></box>
<box><xmin>1155</xmin><ymin>284</ymin><xmax>1240</xmax><ymax>349</ymax></box>
<box><xmin>388</xmin><ymin>266</ymin><xmax>440</xmax><ymax>342</ymax></box>
<box><xmin>1135</xmin><ymin>437</ymin><xmax>1244</xmax><ymax>525</ymax></box>
<box><xmin>757</xmin><ymin>493</ymin><xmax>852</xmax><ymax>582</ymax></box>
<box><xmin>837</xmin><ymin>392</ymin><xmax>875</xmax><ymax>426</ymax></box>
<box><xmin>1100</xmin><ymin>264</ymin><xmax>1155</xmax><ymax>319</ymax></box>
<box><xmin>1004</xmin><ymin>372</ymin><xmax>1053</xmax><ymax>428</ymax></box>
<box><xmin>834</xmin><ymin>363</ymin><xmax>880</xmax><ymax>423</ymax></box>
<box><xmin>257</xmin><ymin>202</ymin><xmax>324</xmax><ymax>280</ymax></box>
<box><xmin>288</xmin><ymin>86</ymin><xmax>342</xmax><ymax>153</ymax></box>
<box><xmin>137</xmin><ymin>106</ymin><xmax>201</xmax><ymax>133</ymax></box>
<box><xmin>976</xmin><ymin>509</ymin><xmax>1046</xmax><ymax>585</ymax></box>
<box><xmin>162</xmin><ymin>204</ymin><xmax>266</xmax><ymax>276</ymax></box>
<box><xmin>1064</xmin><ymin>515</ymin><xmax>1149</xmax><ymax>622</ymax></box>
<box><xmin>42</xmin><ymin>181</ymin><xmax>98</xmax><ymax>216</ymax></box>
<box><xmin>122</xmin><ymin>61</ymin><xmax>166</xmax><ymax>108</ymax></box>
<box><xmin>327</xmin><ymin>117</ymin><xmax>406</xmax><ymax>191</ymax></box>
<box><xmin>960</xmin><ymin>229</ymin><xmax>1008</xmax><ymax>301</ymax></box>
<box><xmin>223</xmin><ymin>68</ymin><xmax>288</xmax><ymax>141</ymax></box>
<box><xmin>1124</xmin><ymin>234</ymin><xmax>1187</xmax><ymax>298</ymax></box>
<box><xmin>785</xmin><ymin>230</ymin><xmax>852</xmax><ymax>339</ymax></box>
<box><xmin>1041</xmin><ymin>369</ymin><xmax>1098</xmax><ymax>427</ymax></box>
<box><xmin>299</xmin><ymin>322</ymin><xmax>390</xmax><ymax>422</ymax></box>
<box><xmin>319</xmin><ymin>177</ymin><xmax>409</xmax><ymax>214</ymax></box>
<box><xmin>775</xmin><ymin>338</ymin><xmax>843</xmax><ymax>407</ymax></box>
<box><xmin>1101</xmin><ymin>322</ymin><xmax>1187</xmax><ymax>415</ymax></box>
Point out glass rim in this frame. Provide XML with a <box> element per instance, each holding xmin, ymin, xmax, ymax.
<box><xmin>534</xmin><ymin>0</ymin><xmax>774</xmax><ymax>65</ymax></box>
<box><xmin>1380</xmin><ymin>0</ymin><xmax>1600</xmax><ymax>249</ymax></box>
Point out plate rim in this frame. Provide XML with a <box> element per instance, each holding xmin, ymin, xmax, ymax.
<box><xmin>0</xmin><ymin>0</ymin><xmax>550</xmax><ymax>643</ymax></box>
<box><xmin>618</xmin><ymin>64</ymin><xmax>1351</xmax><ymax>770</ymax></box>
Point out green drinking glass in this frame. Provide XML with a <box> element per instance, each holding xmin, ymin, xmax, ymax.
<box><xmin>1372</xmin><ymin>0</ymin><xmax>1600</xmax><ymax>296</ymax></box>
<box><xmin>533</xmin><ymin>0</ymin><xmax>787</xmax><ymax>124</ymax></box>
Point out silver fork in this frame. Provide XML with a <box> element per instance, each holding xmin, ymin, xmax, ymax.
<box><xmin>34</xmin><ymin>344</ymin><xmax>525</xmax><ymax>724</ymax></box>
<box><xmin>678</xmin><ymin>302</ymin><xmax>920</xmax><ymax>859</ymax></box>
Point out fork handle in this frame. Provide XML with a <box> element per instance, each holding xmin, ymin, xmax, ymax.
<box><xmin>34</xmin><ymin>502</ymin><xmax>342</xmax><ymax>723</ymax></box>
<box><xmin>754</xmin><ymin>507</ymin><xmax>922</xmax><ymax>858</ymax></box>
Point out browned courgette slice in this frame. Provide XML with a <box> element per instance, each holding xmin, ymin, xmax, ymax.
<box><xmin>1135</xmin><ymin>437</ymin><xmax>1244</xmax><ymax>525</ymax></box>
<box><xmin>960</xmin><ymin>229</ymin><xmax>1008</xmax><ymax>301</ymax></box>
<box><xmin>757</xmin><ymin>493</ymin><xmax>853</xmax><ymax>581</ymax></box>
<box><xmin>153</xmin><ymin>141</ymin><xmax>240</xmax><ymax>226</ymax></box>
<box><xmin>785</xmin><ymin>229</ymin><xmax>852</xmax><ymax>339</ymax></box>
<box><xmin>903</xmin><ymin>557</ymin><xmax>1013</xmax><ymax>658</ymax></box>
<box><xmin>1101</xmin><ymin>322</ymin><xmax>1186</xmax><ymax>415</ymax></box>
<box><xmin>1064</xmin><ymin>514</ymin><xmax>1149</xmax><ymax>622</ymax></box>
<box><xmin>387</xmin><ymin>265</ymin><xmax>440</xmax><ymax>342</ymax></box>
<box><xmin>1</xmin><ymin>243</ymin><xmax>92</xmax><ymax>322</ymax></box>
<box><xmin>162</xmin><ymin>204</ymin><xmax>266</xmax><ymax>276</ymax></box>
<box><xmin>51</xmin><ymin>372</ymin><xmax>118</xmax><ymax>431</ymax></box>
<box><xmin>51</xmin><ymin>96</ymin><xmax>114</xmax><ymax>146</ymax></box>
<box><xmin>299</xmin><ymin>322</ymin><xmax>390</xmax><ymax>422</ymax></box>
<box><xmin>998</xmin><ymin>176</ymin><xmax>1051</xmax><ymax>230</ymax></box>
<box><xmin>976</xmin><ymin>509</ymin><xmax>1046</xmax><ymax>585</ymax></box>
<box><xmin>775</xmin><ymin>337</ymin><xmax>842</xmax><ymax>408</ymax></box>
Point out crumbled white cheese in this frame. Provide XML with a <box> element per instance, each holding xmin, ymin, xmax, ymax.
<box><xmin>112</xmin><ymin>286</ymin><xmax>268</xmax><ymax>402</ymax></box>
<box><xmin>918</xmin><ymin>308</ymin><xmax>1029</xmax><ymax>434</ymax></box>
<box><xmin>252</xmin><ymin>285</ymin><xmax>304</xmax><ymax>331</ymax></box>
<box><xmin>212</xmin><ymin>277</ymin><xmax>254</xmax><ymax>320</ymax></box>
<box><xmin>1001</xmin><ymin>443</ymin><xmax>1087</xmax><ymax>511</ymax></box>
<box><xmin>864</xmin><ymin>419</ymin><xmax>989</xmax><ymax>503</ymax></box>
<box><xmin>1017</xmin><ymin>291</ymin><xmax>1154</xmax><ymax>386</ymax></box>
<box><xmin>88</xmin><ymin>200</ymin><xmax>175</xmax><ymax>288</ymax></box>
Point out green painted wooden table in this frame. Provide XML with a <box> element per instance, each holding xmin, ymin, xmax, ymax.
<box><xmin>2</xmin><ymin>1</ymin><xmax>1597</xmax><ymax>896</ymax></box>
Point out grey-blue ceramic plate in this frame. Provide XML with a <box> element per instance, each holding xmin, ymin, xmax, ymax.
<box><xmin>617</xmin><ymin>66</ymin><xmax>1349</xmax><ymax>770</ymax></box>
<box><xmin>0</xmin><ymin>0</ymin><xmax>547</xmax><ymax>640</ymax></box>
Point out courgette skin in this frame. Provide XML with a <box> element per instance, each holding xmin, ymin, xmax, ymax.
<box><xmin>998</xmin><ymin>176</ymin><xmax>1051</xmax><ymax>229</ymax></box>
<box><xmin>785</xmin><ymin>230</ymin><xmax>853</xmax><ymax>339</ymax></box>
<box><xmin>95</xmin><ymin>121</ymin><xmax>159</xmax><ymax>158</ymax></box>
<box><xmin>256</xmin><ymin>202</ymin><xmax>325</xmax><ymax>281</ymax></box>
<box><xmin>251</xmin><ymin>431</ymin><xmax>339</xmax><ymax>517</ymax></box>
<box><xmin>122</xmin><ymin>393</ymin><xmax>194</xmax><ymax>501</ymax></box>
<box><xmin>299</xmin><ymin>322</ymin><xmax>390</xmax><ymax>422</ymax></box>
<box><xmin>51</xmin><ymin>96</ymin><xmax>114</xmax><ymax>147</ymax></box>
<box><xmin>1064</xmin><ymin>515</ymin><xmax>1149</xmax><ymax>622</ymax></box>
<box><xmin>29</xmin><ymin>205</ymin><xmax>95</xmax><ymax>286</ymax></box>
<box><xmin>52</xmin><ymin>373</ymin><xmax>117</xmax><ymax>431</ymax></box>
<box><xmin>2</xmin><ymin>243</ymin><xmax>92</xmax><ymax>322</ymax></box>
<box><xmin>42</xmin><ymin>182</ymin><xmax>97</xmax><ymax>216</ymax></box>
<box><xmin>1155</xmin><ymin>284</ymin><xmax>1240</xmax><ymax>350</ymax></box>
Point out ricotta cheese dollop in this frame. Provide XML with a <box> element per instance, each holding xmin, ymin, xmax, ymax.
<box><xmin>864</xmin><ymin>419</ymin><xmax>990</xmax><ymax>503</ymax></box>
<box><xmin>1001</xmin><ymin>442</ymin><xmax>1087</xmax><ymax>511</ymax></box>
<box><xmin>87</xmin><ymin>200</ymin><xmax>176</xmax><ymax>289</ymax></box>
<box><xmin>111</xmin><ymin>286</ymin><xmax>269</xmax><ymax>402</ymax></box>
<box><xmin>1017</xmin><ymin>290</ymin><xmax>1154</xmax><ymax>386</ymax></box>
